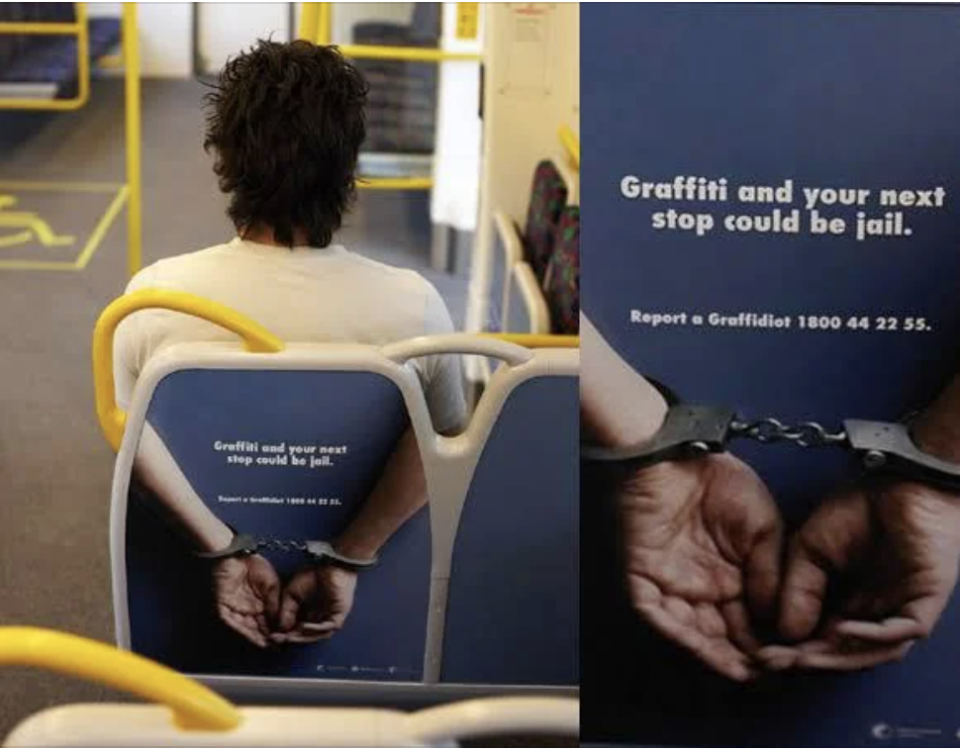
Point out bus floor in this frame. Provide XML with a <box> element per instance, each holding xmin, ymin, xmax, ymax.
<box><xmin>0</xmin><ymin>79</ymin><xmax>469</xmax><ymax>737</ymax></box>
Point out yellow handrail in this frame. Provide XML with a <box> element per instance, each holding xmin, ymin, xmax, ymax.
<box><xmin>558</xmin><ymin>125</ymin><xmax>579</xmax><ymax>171</ymax></box>
<box><xmin>0</xmin><ymin>3</ymin><xmax>90</xmax><ymax>111</ymax></box>
<box><xmin>93</xmin><ymin>290</ymin><xmax>285</xmax><ymax>451</ymax></box>
<box><xmin>484</xmin><ymin>333</ymin><xmax>579</xmax><ymax>349</ymax></box>
<box><xmin>0</xmin><ymin>627</ymin><xmax>242</xmax><ymax>732</ymax></box>
<box><xmin>298</xmin><ymin>2</ymin><xmax>320</xmax><ymax>42</ymax></box>
<box><xmin>339</xmin><ymin>44</ymin><xmax>481</xmax><ymax>63</ymax></box>
<box><xmin>122</xmin><ymin>2</ymin><xmax>142</xmax><ymax>277</ymax></box>
<box><xmin>359</xmin><ymin>176</ymin><xmax>433</xmax><ymax>191</ymax></box>
<box><xmin>317</xmin><ymin>2</ymin><xmax>332</xmax><ymax>47</ymax></box>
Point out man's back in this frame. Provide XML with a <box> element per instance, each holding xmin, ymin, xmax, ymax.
<box><xmin>114</xmin><ymin>238</ymin><xmax>466</xmax><ymax>433</ymax></box>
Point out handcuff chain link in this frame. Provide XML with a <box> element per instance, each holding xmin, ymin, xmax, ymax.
<box><xmin>255</xmin><ymin>538</ymin><xmax>309</xmax><ymax>554</ymax></box>
<box><xmin>729</xmin><ymin>417</ymin><xmax>847</xmax><ymax>448</ymax></box>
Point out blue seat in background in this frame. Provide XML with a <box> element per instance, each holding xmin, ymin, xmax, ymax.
<box><xmin>442</xmin><ymin>370</ymin><xmax>579</xmax><ymax>686</ymax></box>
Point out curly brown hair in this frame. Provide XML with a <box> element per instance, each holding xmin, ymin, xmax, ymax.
<box><xmin>203</xmin><ymin>39</ymin><xmax>369</xmax><ymax>248</ymax></box>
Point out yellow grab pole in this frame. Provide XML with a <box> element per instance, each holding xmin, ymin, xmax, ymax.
<box><xmin>317</xmin><ymin>2</ymin><xmax>332</xmax><ymax>45</ymax></box>
<box><xmin>122</xmin><ymin>2</ymin><xmax>142</xmax><ymax>277</ymax></box>
<box><xmin>298</xmin><ymin>3</ymin><xmax>320</xmax><ymax>42</ymax></box>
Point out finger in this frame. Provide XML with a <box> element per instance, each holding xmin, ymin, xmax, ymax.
<box><xmin>901</xmin><ymin>593</ymin><xmax>951</xmax><ymax>640</ymax></box>
<box><xmin>278</xmin><ymin>628</ymin><xmax>336</xmax><ymax>644</ymax></box>
<box><xmin>278</xmin><ymin>593</ymin><xmax>301</xmax><ymax>632</ymax></box>
<box><xmin>757</xmin><ymin>640</ymin><xmax>833</xmax><ymax>671</ymax></box>
<box><xmin>255</xmin><ymin>612</ymin><xmax>272</xmax><ymax>641</ymax></box>
<box><xmin>300</xmin><ymin>621</ymin><xmax>339</xmax><ymax>634</ymax></box>
<box><xmin>261</xmin><ymin>580</ymin><xmax>281</xmax><ymax>625</ymax></box>
<box><xmin>756</xmin><ymin>645</ymin><xmax>800</xmax><ymax>671</ymax></box>
<box><xmin>663</xmin><ymin>597</ymin><xmax>696</xmax><ymax>627</ymax></box>
<box><xmin>834</xmin><ymin>617</ymin><xmax>928</xmax><ymax>644</ymax></box>
<box><xmin>219</xmin><ymin>606</ymin><xmax>267</xmax><ymax>647</ymax></box>
<box><xmin>746</xmin><ymin>522</ymin><xmax>783</xmax><ymax>623</ymax></box>
<box><xmin>779</xmin><ymin>537</ymin><xmax>829</xmax><ymax>641</ymax></box>
<box><xmin>797</xmin><ymin>640</ymin><xmax>915</xmax><ymax>671</ymax></box>
<box><xmin>693</xmin><ymin>603</ymin><xmax>726</xmax><ymax>639</ymax></box>
<box><xmin>638</xmin><ymin>601</ymin><xmax>757</xmax><ymax>682</ymax></box>
<box><xmin>721</xmin><ymin>599</ymin><xmax>761</xmax><ymax>655</ymax></box>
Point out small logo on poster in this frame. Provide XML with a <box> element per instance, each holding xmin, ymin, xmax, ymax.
<box><xmin>872</xmin><ymin>724</ymin><xmax>894</xmax><ymax>740</ymax></box>
<box><xmin>870</xmin><ymin>722</ymin><xmax>942</xmax><ymax>741</ymax></box>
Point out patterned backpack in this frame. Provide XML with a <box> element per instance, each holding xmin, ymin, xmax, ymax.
<box><xmin>544</xmin><ymin>206</ymin><xmax>580</xmax><ymax>334</ymax></box>
<box><xmin>523</xmin><ymin>161</ymin><xmax>569</xmax><ymax>281</ymax></box>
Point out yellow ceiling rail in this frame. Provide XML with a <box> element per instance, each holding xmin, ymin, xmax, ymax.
<box><xmin>558</xmin><ymin>125</ymin><xmax>579</xmax><ymax>171</ymax></box>
<box><xmin>483</xmin><ymin>333</ymin><xmax>579</xmax><ymax>349</ymax></box>
<box><xmin>359</xmin><ymin>176</ymin><xmax>433</xmax><ymax>191</ymax></box>
<box><xmin>93</xmin><ymin>289</ymin><xmax>285</xmax><ymax>451</ymax></box>
<box><xmin>0</xmin><ymin>3</ymin><xmax>89</xmax><ymax>111</ymax></box>
<box><xmin>0</xmin><ymin>627</ymin><xmax>242</xmax><ymax>732</ymax></box>
<box><xmin>339</xmin><ymin>44</ymin><xmax>481</xmax><ymax>63</ymax></box>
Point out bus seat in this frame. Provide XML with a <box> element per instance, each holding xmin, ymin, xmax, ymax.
<box><xmin>543</xmin><ymin>205</ymin><xmax>580</xmax><ymax>335</ymax></box>
<box><xmin>106</xmin><ymin>324</ymin><xmax>578</xmax><ymax>703</ymax></box>
<box><xmin>114</xmin><ymin>348</ymin><xmax>432</xmax><ymax>684</ymax></box>
<box><xmin>492</xmin><ymin>211</ymin><xmax>524</xmax><ymax>332</ymax></box>
<box><xmin>504</xmin><ymin>261</ymin><xmax>551</xmax><ymax>335</ymax></box>
<box><xmin>522</xmin><ymin>160</ymin><xmax>569</xmax><ymax>281</ymax></box>
<box><xmin>441</xmin><ymin>350</ymin><xmax>579</xmax><ymax>686</ymax></box>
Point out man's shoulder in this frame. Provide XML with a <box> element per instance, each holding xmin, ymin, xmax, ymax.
<box><xmin>337</xmin><ymin>250</ymin><xmax>436</xmax><ymax>295</ymax></box>
<box><xmin>126</xmin><ymin>243</ymin><xmax>233</xmax><ymax>292</ymax></box>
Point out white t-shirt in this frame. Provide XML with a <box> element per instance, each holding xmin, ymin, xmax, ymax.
<box><xmin>114</xmin><ymin>237</ymin><xmax>467</xmax><ymax>434</ymax></box>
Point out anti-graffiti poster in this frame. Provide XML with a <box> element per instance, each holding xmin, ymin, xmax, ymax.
<box><xmin>123</xmin><ymin>369</ymin><xmax>431</xmax><ymax>681</ymax></box>
<box><xmin>581</xmin><ymin>4</ymin><xmax>960</xmax><ymax>746</ymax></box>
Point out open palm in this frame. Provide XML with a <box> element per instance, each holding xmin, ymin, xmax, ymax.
<box><xmin>619</xmin><ymin>453</ymin><xmax>783</xmax><ymax>681</ymax></box>
<box><xmin>211</xmin><ymin>554</ymin><xmax>281</xmax><ymax>648</ymax></box>
<box><xmin>760</xmin><ymin>478</ymin><xmax>960</xmax><ymax>672</ymax></box>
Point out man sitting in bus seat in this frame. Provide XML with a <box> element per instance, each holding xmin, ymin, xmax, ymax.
<box><xmin>114</xmin><ymin>40</ymin><xmax>467</xmax><ymax>648</ymax></box>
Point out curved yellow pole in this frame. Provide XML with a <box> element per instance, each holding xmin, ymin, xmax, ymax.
<box><xmin>483</xmin><ymin>333</ymin><xmax>579</xmax><ymax>349</ymax></box>
<box><xmin>0</xmin><ymin>628</ymin><xmax>241</xmax><ymax>732</ymax></box>
<box><xmin>93</xmin><ymin>289</ymin><xmax>285</xmax><ymax>451</ymax></box>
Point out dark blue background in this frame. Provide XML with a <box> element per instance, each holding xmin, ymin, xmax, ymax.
<box><xmin>582</xmin><ymin>4</ymin><xmax>960</xmax><ymax>746</ymax></box>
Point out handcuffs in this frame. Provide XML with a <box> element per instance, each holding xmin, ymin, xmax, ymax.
<box><xmin>583</xmin><ymin>402</ymin><xmax>960</xmax><ymax>492</ymax></box>
<box><xmin>198</xmin><ymin>533</ymin><xmax>378</xmax><ymax>571</ymax></box>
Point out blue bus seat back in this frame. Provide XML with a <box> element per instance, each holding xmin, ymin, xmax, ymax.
<box><xmin>441</xmin><ymin>357</ymin><xmax>579</xmax><ymax>686</ymax></box>
<box><xmin>112</xmin><ymin>344</ymin><xmax>434</xmax><ymax>682</ymax></box>
<box><xmin>110</xmin><ymin>339</ymin><xmax>580</xmax><ymax>699</ymax></box>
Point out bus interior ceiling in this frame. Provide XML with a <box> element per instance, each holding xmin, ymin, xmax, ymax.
<box><xmin>0</xmin><ymin>75</ymin><xmax>470</xmax><ymax>736</ymax></box>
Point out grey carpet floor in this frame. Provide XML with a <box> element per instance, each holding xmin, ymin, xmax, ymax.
<box><xmin>0</xmin><ymin>79</ymin><xmax>468</xmax><ymax>737</ymax></box>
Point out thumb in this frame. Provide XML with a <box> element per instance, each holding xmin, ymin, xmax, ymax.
<box><xmin>278</xmin><ymin>577</ymin><xmax>309</xmax><ymax>632</ymax></box>
<box><xmin>263</xmin><ymin>576</ymin><xmax>281</xmax><ymax>624</ymax></box>
<box><xmin>779</xmin><ymin>534</ymin><xmax>829</xmax><ymax>641</ymax></box>
<box><xmin>278</xmin><ymin>593</ymin><xmax>301</xmax><ymax>632</ymax></box>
